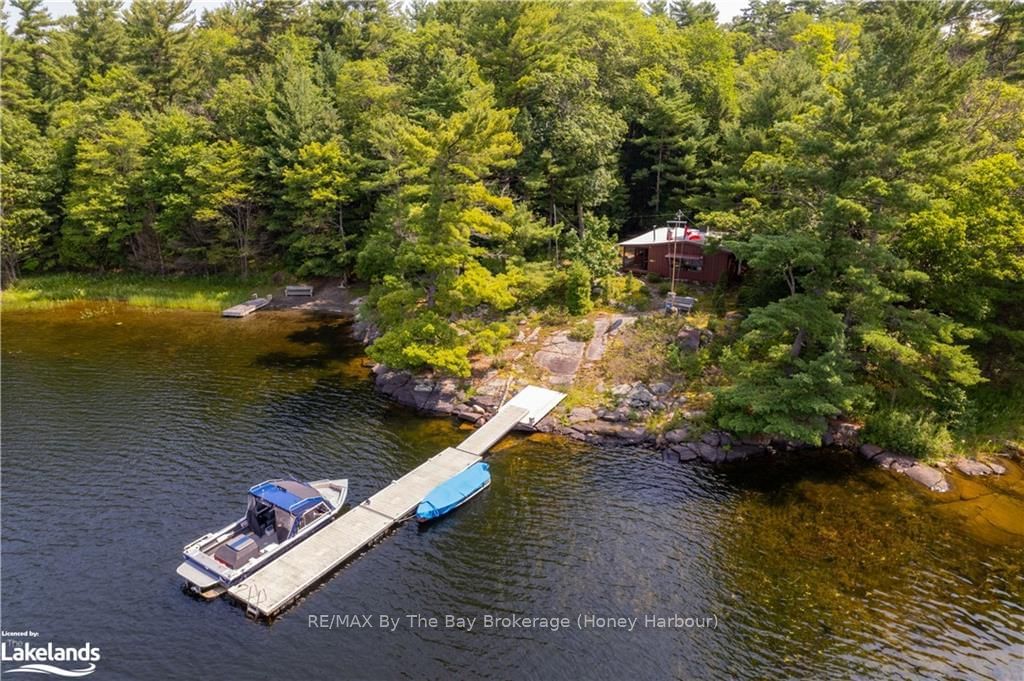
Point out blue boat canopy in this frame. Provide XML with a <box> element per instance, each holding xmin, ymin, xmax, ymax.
<box><xmin>249</xmin><ymin>479</ymin><xmax>325</xmax><ymax>516</ymax></box>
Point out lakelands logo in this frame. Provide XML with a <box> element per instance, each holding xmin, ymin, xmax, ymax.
<box><xmin>1</xmin><ymin>640</ymin><xmax>100</xmax><ymax>677</ymax></box>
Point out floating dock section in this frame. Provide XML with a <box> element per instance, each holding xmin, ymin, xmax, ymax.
<box><xmin>226</xmin><ymin>386</ymin><xmax>564</xmax><ymax>619</ymax></box>
<box><xmin>222</xmin><ymin>294</ymin><xmax>273</xmax><ymax>317</ymax></box>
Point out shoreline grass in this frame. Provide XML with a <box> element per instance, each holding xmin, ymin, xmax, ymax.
<box><xmin>1</xmin><ymin>272</ymin><xmax>277</xmax><ymax>313</ymax></box>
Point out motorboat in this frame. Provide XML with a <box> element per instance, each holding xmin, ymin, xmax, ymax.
<box><xmin>177</xmin><ymin>478</ymin><xmax>347</xmax><ymax>596</ymax></box>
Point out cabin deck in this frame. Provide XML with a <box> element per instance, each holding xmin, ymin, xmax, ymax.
<box><xmin>224</xmin><ymin>387</ymin><xmax>564</xmax><ymax>619</ymax></box>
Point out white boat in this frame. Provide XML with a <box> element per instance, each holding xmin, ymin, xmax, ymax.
<box><xmin>176</xmin><ymin>478</ymin><xmax>348</xmax><ymax>597</ymax></box>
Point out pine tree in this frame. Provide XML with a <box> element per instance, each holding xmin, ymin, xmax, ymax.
<box><xmin>124</xmin><ymin>0</ymin><xmax>196</xmax><ymax>106</ymax></box>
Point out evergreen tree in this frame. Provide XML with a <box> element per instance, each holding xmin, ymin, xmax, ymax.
<box><xmin>282</xmin><ymin>139</ymin><xmax>356</xmax><ymax>277</ymax></box>
<box><xmin>359</xmin><ymin>85</ymin><xmax>522</xmax><ymax>376</ymax></box>
<box><xmin>124</xmin><ymin>0</ymin><xmax>196</xmax><ymax>106</ymax></box>
<box><xmin>68</xmin><ymin>0</ymin><xmax>127</xmax><ymax>93</ymax></box>
<box><xmin>669</xmin><ymin>0</ymin><xmax>718</xmax><ymax>27</ymax></box>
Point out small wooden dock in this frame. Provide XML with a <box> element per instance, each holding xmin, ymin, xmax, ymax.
<box><xmin>222</xmin><ymin>294</ymin><xmax>273</xmax><ymax>318</ymax></box>
<box><xmin>226</xmin><ymin>386</ymin><xmax>564</xmax><ymax>619</ymax></box>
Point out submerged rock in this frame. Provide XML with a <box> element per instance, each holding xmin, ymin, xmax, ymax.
<box><xmin>955</xmin><ymin>459</ymin><xmax>994</xmax><ymax>476</ymax></box>
<box><xmin>903</xmin><ymin>464</ymin><xmax>951</xmax><ymax>493</ymax></box>
<box><xmin>859</xmin><ymin>444</ymin><xmax>884</xmax><ymax>460</ymax></box>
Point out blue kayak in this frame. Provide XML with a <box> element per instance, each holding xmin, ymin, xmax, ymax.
<box><xmin>416</xmin><ymin>462</ymin><xmax>491</xmax><ymax>522</ymax></box>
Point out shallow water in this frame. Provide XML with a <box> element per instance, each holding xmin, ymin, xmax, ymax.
<box><xmin>2</xmin><ymin>303</ymin><xmax>1022</xmax><ymax>680</ymax></box>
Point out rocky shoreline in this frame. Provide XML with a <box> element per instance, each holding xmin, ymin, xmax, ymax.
<box><xmin>345</xmin><ymin>294</ymin><xmax>1013</xmax><ymax>495</ymax></box>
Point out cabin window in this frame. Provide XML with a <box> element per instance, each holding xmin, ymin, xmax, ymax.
<box><xmin>680</xmin><ymin>256</ymin><xmax>703</xmax><ymax>272</ymax></box>
<box><xmin>623</xmin><ymin>248</ymin><xmax>649</xmax><ymax>271</ymax></box>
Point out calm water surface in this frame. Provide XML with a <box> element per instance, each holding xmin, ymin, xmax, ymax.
<box><xmin>2</xmin><ymin>303</ymin><xmax>1022</xmax><ymax>680</ymax></box>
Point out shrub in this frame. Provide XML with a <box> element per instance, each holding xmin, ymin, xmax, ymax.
<box><xmin>861</xmin><ymin>409</ymin><xmax>955</xmax><ymax>460</ymax></box>
<box><xmin>563</xmin><ymin>215</ymin><xmax>621</xmax><ymax>281</ymax></box>
<box><xmin>465</xmin><ymin>320</ymin><xmax>516</xmax><ymax>356</ymax></box>
<box><xmin>540</xmin><ymin>306</ymin><xmax>569</xmax><ymax>327</ymax></box>
<box><xmin>602</xmin><ymin>274</ymin><xmax>642</xmax><ymax>301</ymax></box>
<box><xmin>647</xmin><ymin>272</ymin><xmax>664</xmax><ymax>284</ymax></box>
<box><xmin>566</xmin><ymin>262</ymin><xmax>593</xmax><ymax>315</ymax></box>
<box><xmin>569</xmin><ymin>319</ymin><xmax>595</xmax><ymax>342</ymax></box>
<box><xmin>512</xmin><ymin>261</ymin><xmax>563</xmax><ymax>307</ymax></box>
<box><xmin>367</xmin><ymin>311</ymin><xmax>471</xmax><ymax>377</ymax></box>
<box><xmin>668</xmin><ymin>345</ymin><xmax>710</xmax><ymax>379</ymax></box>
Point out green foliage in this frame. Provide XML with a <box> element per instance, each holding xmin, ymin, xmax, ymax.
<box><xmin>565</xmin><ymin>262</ymin><xmax>593</xmax><ymax>316</ymax></box>
<box><xmin>539</xmin><ymin>306</ymin><xmax>570</xmax><ymax>327</ymax></box>
<box><xmin>0</xmin><ymin>109</ymin><xmax>56</xmax><ymax>282</ymax></box>
<box><xmin>568</xmin><ymin>319</ymin><xmax>595</xmax><ymax>342</ymax></box>
<box><xmin>563</xmin><ymin>215</ymin><xmax>621</xmax><ymax>282</ymax></box>
<box><xmin>463</xmin><ymin>320</ymin><xmax>515</xmax><ymax>356</ymax></box>
<box><xmin>861</xmin><ymin>409</ymin><xmax>955</xmax><ymax>461</ymax></box>
<box><xmin>367</xmin><ymin>310</ymin><xmax>471</xmax><ymax>377</ymax></box>
<box><xmin>281</xmin><ymin>139</ymin><xmax>356</xmax><ymax>276</ymax></box>
<box><xmin>600</xmin><ymin>274</ymin><xmax>648</xmax><ymax>307</ymax></box>
<box><xmin>668</xmin><ymin>345</ymin><xmax>711</xmax><ymax>379</ymax></box>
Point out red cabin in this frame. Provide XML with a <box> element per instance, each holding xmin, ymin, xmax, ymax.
<box><xmin>618</xmin><ymin>224</ymin><xmax>738</xmax><ymax>285</ymax></box>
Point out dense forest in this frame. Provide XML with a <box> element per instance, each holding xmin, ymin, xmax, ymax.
<box><xmin>2</xmin><ymin>0</ymin><xmax>1022</xmax><ymax>451</ymax></box>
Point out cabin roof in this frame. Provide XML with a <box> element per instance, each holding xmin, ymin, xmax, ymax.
<box><xmin>249</xmin><ymin>480</ymin><xmax>323</xmax><ymax>514</ymax></box>
<box><xmin>618</xmin><ymin>226</ymin><xmax>722</xmax><ymax>248</ymax></box>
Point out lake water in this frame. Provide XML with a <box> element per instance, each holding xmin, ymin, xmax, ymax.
<box><xmin>2</xmin><ymin>303</ymin><xmax>1022</xmax><ymax>680</ymax></box>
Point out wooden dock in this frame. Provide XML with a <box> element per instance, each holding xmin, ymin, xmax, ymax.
<box><xmin>222</xmin><ymin>294</ymin><xmax>273</xmax><ymax>317</ymax></box>
<box><xmin>226</xmin><ymin>387</ymin><xmax>564</xmax><ymax>619</ymax></box>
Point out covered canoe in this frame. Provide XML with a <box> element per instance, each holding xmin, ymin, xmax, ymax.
<box><xmin>416</xmin><ymin>462</ymin><xmax>491</xmax><ymax>522</ymax></box>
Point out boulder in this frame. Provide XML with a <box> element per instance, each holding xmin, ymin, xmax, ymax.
<box><xmin>954</xmin><ymin>459</ymin><xmax>993</xmax><ymax>476</ymax></box>
<box><xmin>873</xmin><ymin>451</ymin><xmax>916</xmax><ymax>472</ymax></box>
<box><xmin>675</xmin><ymin>326</ymin><xmax>702</xmax><ymax>352</ymax></box>
<box><xmin>569</xmin><ymin>407</ymin><xmax>597</xmax><ymax>424</ymax></box>
<box><xmin>470</xmin><ymin>394</ymin><xmax>501</xmax><ymax>410</ymax></box>
<box><xmin>629</xmin><ymin>384</ymin><xmax>654</xmax><ymax>400</ymax></box>
<box><xmin>987</xmin><ymin>461</ymin><xmax>1007</xmax><ymax>475</ymax></box>
<box><xmin>650</xmin><ymin>382</ymin><xmax>672</xmax><ymax>396</ymax></box>
<box><xmin>533</xmin><ymin>350</ymin><xmax>582</xmax><ymax>376</ymax></box>
<box><xmin>672</xmin><ymin>444</ymin><xmax>699</xmax><ymax>462</ymax></box>
<box><xmin>664</xmin><ymin>428</ymin><xmax>690</xmax><ymax>444</ymax></box>
<box><xmin>615</xmin><ymin>427</ymin><xmax>650</xmax><ymax>443</ymax></box>
<box><xmin>696</xmin><ymin>443</ymin><xmax>726</xmax><ymax>463</ymax></box>
<box><xmin>903</xmin><ymin>464</ymin><xmax>951</xmax><ymax>493</ymax></box>
<box><xmin>611</xmin><ymin>383</ymin><xmax>633</xmax><ymax>397</ymax></box>
<box><xmin>859</xmin><ymin>444</ymin><xmax>884</xmax><ymax>460</ymax></box>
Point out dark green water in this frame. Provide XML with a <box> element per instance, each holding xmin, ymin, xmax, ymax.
<box><xmin>2</xmin><ymin>303</ymin><xmax>1022</xmax><ymax>680</ymax></box>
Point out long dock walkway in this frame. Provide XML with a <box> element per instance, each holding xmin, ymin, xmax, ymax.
<box><xmin>227</xmin><ymin>386</ymin><xmax>564</xmax><ymax>619</ymax></box>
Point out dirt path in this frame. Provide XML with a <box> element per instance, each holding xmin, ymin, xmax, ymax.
<box><xmin>264</xmin><ymin>278</ymin><xmax>364</xmax><ymax>315</ymax></box>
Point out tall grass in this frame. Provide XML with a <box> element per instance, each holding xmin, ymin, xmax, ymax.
<box><xmin>1</xmin><ymin>273</ymin><xmax>276</xmax><ymax>312</ymax></box>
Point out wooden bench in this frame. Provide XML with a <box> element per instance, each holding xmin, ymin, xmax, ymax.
<box><xmin>664</xmin><ymin>295</ymin><xmax>697</xmax><ymax>314</ymax></box>
<box><xmin>285</xmin><ymin>285</ymin><xmax>314</xmax><ymax>297</ymax></box>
